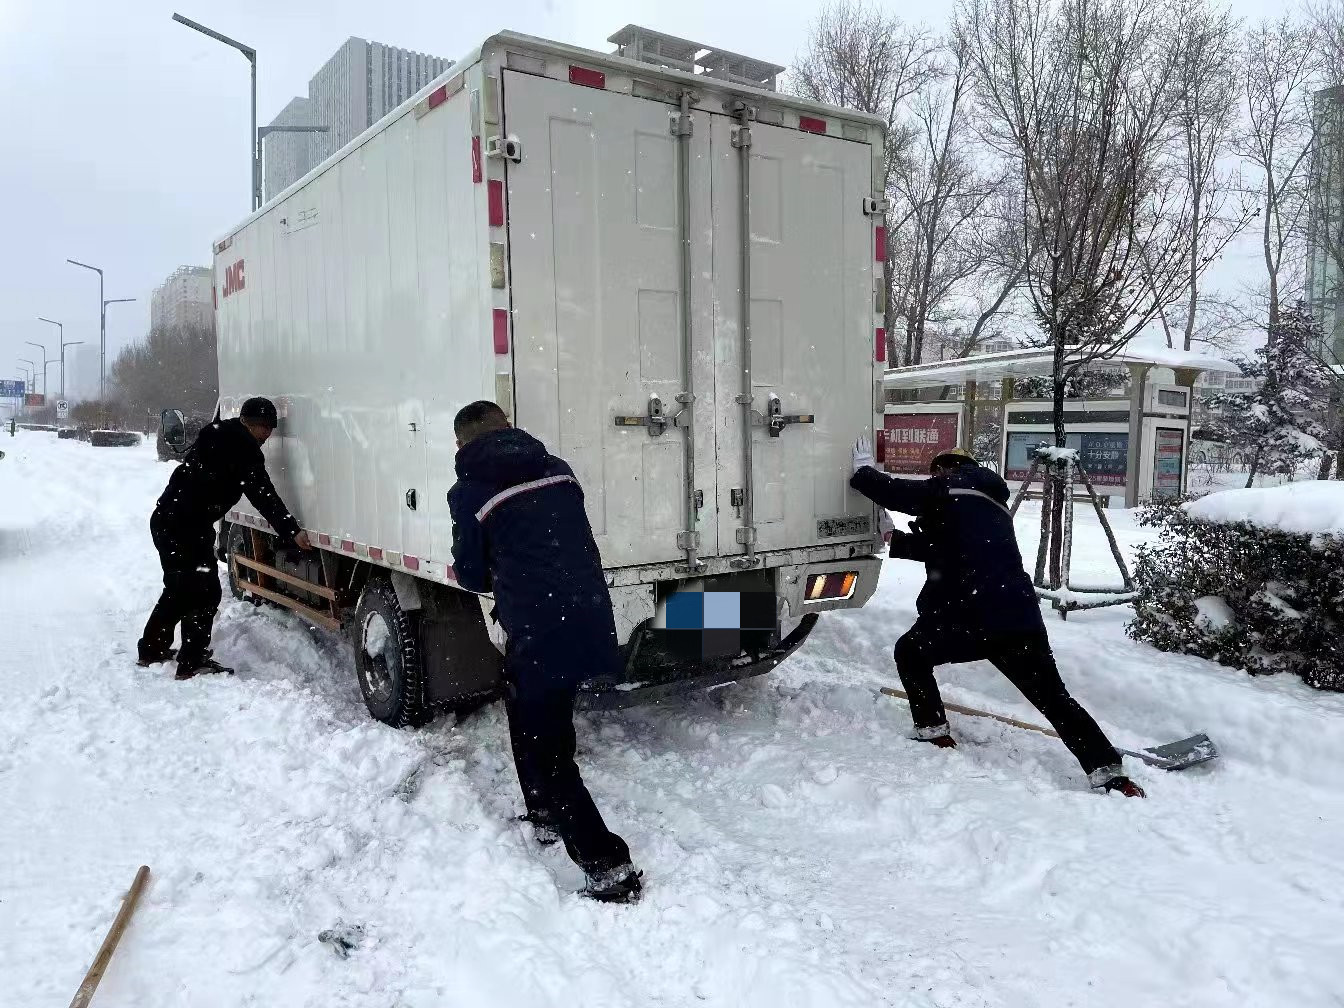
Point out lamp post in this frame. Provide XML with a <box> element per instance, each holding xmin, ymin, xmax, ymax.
<box><xmin>59</xmin><ymin>341</ymin><xmax>85</xmax><ymax>400</ymax></box>
<box><xmin>66</xmin><ymin>261</ymin><xmax>135</xmax><ymax>403</ymax></box>
<box><xmin>25</xmin><ymin>337</ymin><xmax>52</xmax><ymax>397</ymax></box>
<box><xmin>17</xmin><ymin>364</ymin><xmax>33</xmax><ymax>393</ymax></box>
<box><xmin>257</xmin><ymin>124</ymin><xmax>329</xmax><ymax>202</ymax></box>
<box><xmin>18</xmin><ymin>360</ymin><xmax>36</xmax><ymax>399</ymax></box>
<box><xmin>172</xmin><ymin>13</ymin><xmax>258</xmax><ymax>209</ymax></box>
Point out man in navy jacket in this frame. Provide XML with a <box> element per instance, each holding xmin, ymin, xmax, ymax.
<box><xmin>850</xmin><ymin>439</ymin><xmax>1144</xmax><ymax>797</ymax></box>
<box><xmin>448</xmin><ymin>401</ymin><xmax>642</xmax><ymax>902</ymax></box>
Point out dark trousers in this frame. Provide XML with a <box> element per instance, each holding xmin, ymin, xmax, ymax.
<box><xmin>505</xmin><ymin>633</ymin><xmax>631</xmax><ymax>876</ymax></box>
<box><xmin>894</xmin><ymin>620</ymin><xmax>1121</xmax><ymax>778</ymax></box>
<box><xmin>138</xmin><ymin>511</ymin><xmax>222</xmax><ymax>668</ymax></box>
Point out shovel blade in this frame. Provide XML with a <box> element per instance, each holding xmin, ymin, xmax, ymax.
<box><xmin>1124</xmin><ymin>733</ymin><xmax>1220</xmax><ymax>771</ymax></box>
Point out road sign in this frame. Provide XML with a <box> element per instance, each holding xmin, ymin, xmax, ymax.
<box><xmin>56</xmin><ymin>399</ymin><xmax>70</xmax><ymax>420</ymax></box>
<box><xmin>0</xmin><ymin>379</ymin><xmax>24</xmax><ymax>397</ymax></box>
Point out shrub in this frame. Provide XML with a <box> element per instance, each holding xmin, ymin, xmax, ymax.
<box><xmin>1127</xmin><ymin>497</ymin><xmax>1344</xmax><ymax>691</ymax></box>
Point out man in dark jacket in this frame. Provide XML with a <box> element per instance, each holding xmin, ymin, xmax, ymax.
<box><xmin>850</xmin><ymin>439</ymin><xmax>1144</xmax><ymax>797</ymax></box>
<box><xmin>448</xmin><ymin>400</ymin><xmax>642</xmax><ymax>904</ymax></box>
<box><xmin>138</xmin><ymin>397</ymin><xmax>311</xmax><ymax>680</ymax></box>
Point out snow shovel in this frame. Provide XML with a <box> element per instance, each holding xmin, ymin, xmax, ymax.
<box><xmin>879</xmin><ymin>688</ymin><xmax>1219</xmax><ymax>771</ymax></box>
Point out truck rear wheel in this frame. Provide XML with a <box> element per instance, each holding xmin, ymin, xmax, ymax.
<box><xmin>353</xmin><ymin>577</ymin><xmax>433</xmax><ymax>728</ymax></box>
<box><xmin>226</xmin><ymin>522</ymin><xmax>261</xmax><ymax>602</ymax></box>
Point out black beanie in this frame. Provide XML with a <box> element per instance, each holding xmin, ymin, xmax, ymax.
<box><xmin>240</xmin><ymin>397</ymin><xmax>279</xmax><ymax>428</ymax></box>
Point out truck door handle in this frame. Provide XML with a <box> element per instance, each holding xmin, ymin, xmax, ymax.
<box><xmin>755</xmin><ymin>393</ymin><xmax>815</xmax><ymax>437</ymax></box>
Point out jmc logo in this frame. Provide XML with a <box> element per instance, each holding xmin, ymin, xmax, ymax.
<box><xmin>222</xmin><ymin>260</ymin><xmax>246</xmax><ymax>298</ymax></box>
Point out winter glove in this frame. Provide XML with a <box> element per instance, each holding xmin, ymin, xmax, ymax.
<box><xmin>852</xmin><ymin>435</ymin><xmax>875</xmax><ymax>476</ymax></box>
<box><xmin>878</xmin><ymin>509</ymin><xmax>895</xmax><ymax>543</ymax></box>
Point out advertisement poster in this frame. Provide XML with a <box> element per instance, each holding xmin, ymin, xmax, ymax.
<box><xmin>1004</xmin><ymin>431</ymin><xmax>1129</xmax><ymax>486</ymax></box>
<box><xmin>1153</xmin><ymin>428</ymin><xmax>1185</xmax><ymax>498</ymax></box>
<box><xmin>883</xmin><ymin>413</ymin><xmax>960</xmax><ymax>474</ymax></box>
<box><xmin>24</xmin><ymin>393</ymin><xmax>45</xmax><ymax>408</ymax></box>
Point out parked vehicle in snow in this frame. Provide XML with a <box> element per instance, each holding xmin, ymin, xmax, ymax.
<box><xmin>164</xmin><ymin>27</ymin><xmax>888</xmax><ymax>726</ymax></box>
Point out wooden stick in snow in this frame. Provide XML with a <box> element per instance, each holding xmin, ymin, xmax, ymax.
<box><xmin>69</xmin><ymin>865</ymin><xmax>151</xmax><ymax>1008</ymax></box>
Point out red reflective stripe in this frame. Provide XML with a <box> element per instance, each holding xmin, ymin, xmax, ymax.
<box><xmin>875</xmin><ymin>226</ymin><xmax>887</xmax><ymax>262</ymax></box>
<box><xmin>403</xmin><ymin>556</ymin><xmax>420</xmax><ymax>571</ymax></box>
<box><xmin>318</xmin><ymin>533</ymin><xmax>331</xmax><ymax>546</ymax></box>
<box><xmin>799</xmin><ymin>116</ymin><xmax>827</xmax><ymax>134</ymax></box>
<box><xmin>875</xmin><ymin>328</ymin><xmax>886</xmax><ymax>363</ymax></box>
<box><xmin>568</xmin><ymin>65</ymin><xmax>605</xmax><ymax>89</ymax></box>
<box><xmin>426</xmin><ymin>84</ymin><xmax>448</xmax><ymax>110</ymax></box>
<box><xmin>342</xmin><ymin>540</ymin><xmax>354</xmax><ymax>552</ymax></box>
<box><xmin>471</xmin><ymin>136</ymin><xmax>482</xmax><ymax>183</ymax></box>
<box><xmin>488</xmin><ymin>180</ymin><xmax>504</xmax><ymax>228</ymax></box>
<box><xmin>493</xmin><ymin>308</ymin><xmax>510</xmax><ymax>355</ymax></box>
<box><xmin>369</xmin><ymin>547</ymin><xmax>383</xmax><ymax>561</ymax></box>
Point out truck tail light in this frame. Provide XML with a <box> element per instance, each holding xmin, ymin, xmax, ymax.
<box><xmin>806</xmin><ymin>572</ymin><xmax>858</xmax><ymax>601</ymax></box>
<box><xmin>569</xmin><ymin>65</ymin><xmax>606</xmax><ymax>89</ymax></box>
<box><xmin>799</xmin><ymin>115</ymin><xmax>827</xmax><ymax>134</ymax></box>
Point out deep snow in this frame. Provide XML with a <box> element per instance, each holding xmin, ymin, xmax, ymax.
<box><xmin>2</xmin><ymin>433</ymin><xmax>1343</xmax><ymax>1007</ymax></box>
<box><xmin>1185</xmin><ymin>480</ymin><xmax>1344</xmax><ymax>536</ymax></box>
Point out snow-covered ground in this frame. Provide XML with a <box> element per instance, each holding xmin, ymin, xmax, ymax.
<box><xmin>3</xmin><ymin>433</ymin><xmax>1343</xmax><ymax>1007</ymax></box>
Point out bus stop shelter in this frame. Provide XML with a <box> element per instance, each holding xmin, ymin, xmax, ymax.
<box><xmin>881</xmin><ymin>344</ymin><xmax>1239</xmax><ymax>507</ymax></box>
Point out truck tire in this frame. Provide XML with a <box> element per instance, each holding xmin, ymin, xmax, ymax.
<box><xmin>226</xmin><ymin>523</ymin><xmax>262</xmax><ymax>602</ymax></box>
<box><xmin>353</xmin><ymin>577</ymin><xmax>433</xmax><ymax>728</ymax></box>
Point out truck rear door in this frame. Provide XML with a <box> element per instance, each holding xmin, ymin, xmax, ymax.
<box><xmin>709</xmin><ymin>116</ymin><xmax>877</xmax><ymax>557</ymax></box>
<box><xmin>503</xmin><ymin>70</ymin><xmax>717</xmax><ymax>568</ymax></box>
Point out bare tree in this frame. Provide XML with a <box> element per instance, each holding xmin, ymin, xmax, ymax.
<box><xmin>1169</xmin><ymin>0</ymin><xmax>1257</xmax><ymax>350</ymax></box>
<box><xmin>1241</xmin><ymin>17</ymin><xmax>1320</xmax><ymax>328</ymax></box>
<box><xmin>792</xmin><ymin>1</ymin><xmax>939</xmax><ymax>356</ymax></box>
<box><xmin>889</xmin><ymin>35</ymin><xmax>1028</xmax><ymax>365</ymax></box>
<box><xmin>958</xmin><ymin>0</ymin><xmax>1187</xmax><ymax>447</ymax></box>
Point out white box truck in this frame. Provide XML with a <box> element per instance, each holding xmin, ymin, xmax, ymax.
<box><xmin>190</xmin><ymin>27</ymin><xmax>889</xmax><ymax>726</ymax></box>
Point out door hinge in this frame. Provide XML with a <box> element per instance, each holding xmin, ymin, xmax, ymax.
<box><xmin>676</xmin><ymin>530</ymin><xmax>701</xmax><ymax>551</ymax></box>
<box><xmin>735</xmin><ymin>526</ymin><xmax>757</xmax><ymax>545</ymax></box>
<box><xmin>669</xmin><ymin>112</ymin><xmax>694</xmax><ymax>137</ymax></box>
<box><xmin>486</xmin><ymin>135</ymin><xmax>523</xmax><ymax>163</ymax></box>
<box><xmin>731</xmin><ymin>125</ymin><xmax>753</xmax><ymax>149</ymax></box>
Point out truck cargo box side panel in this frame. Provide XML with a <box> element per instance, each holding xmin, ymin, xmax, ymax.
<box><xmin>709</xmin><ymin>116</ymin><xmax>876</xmax><ymax>556</ymax></box>
<box><xmin>218</xmin><ymin>81</ymin><xmax>492</xmax><ymax>568</ymax></box>
<box><xmin>503</xmin><ymin>71</ymin><xmax>717</xmax><ymax>568</ymax></box>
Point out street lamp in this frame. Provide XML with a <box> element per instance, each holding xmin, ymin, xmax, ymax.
<box><xmin>18</xmin><ymin>360</ymin><xmax>36</xmax><ymax>397</ymax></box>
<box><xmin>66</xmin><ymin>261</ymin><xmax>135</xmax><ymax>402</ymax></box>
<box><xmin>59</xmin><ymin>341</ymin><xmax>85</xmax><ymax>401</ymax></box>
<box><xmin>172</xmin><ymin>13</ymin><xmax>258</xmax><ymax>209</ymax></box>
<box><xmin>17</xmin><ymin>364</ymin><xmax>33</xmax><ymax>392</ymax></box>
<box><xmin>25</xmin><ymin>336</ymin><xmax>52</xmax><ymax>397</ymax></box>
<box><xmin>258</xmin><ymin>124</ymin><xmax>329</xmax><ymax>202</ymax></box>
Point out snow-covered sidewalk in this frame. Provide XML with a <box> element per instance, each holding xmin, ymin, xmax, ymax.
<box><xmin>2</xmin><ymin>433</ymin><xmax>1342</xmax><ymax>1007</ymax></box>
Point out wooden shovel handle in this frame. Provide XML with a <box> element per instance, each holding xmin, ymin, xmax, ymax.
<box><xmin>880</xmin><ymin>687</ymin><xmax>1062</xmax><ymax>739</ymax></box>
<box><xmin>69</xmin><ymin>865</ymin><xmax>151</xmax><ymax>1008</ymax></box>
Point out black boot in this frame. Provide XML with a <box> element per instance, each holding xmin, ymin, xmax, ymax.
<box><xmin>137</xmin><ymin>646</ymin><xmax>178</xmax><ymax>667</ymax></box>
<box><xmin>515</xmin><ymin>812</ymin><xmax>560</xmax><ymax>847</ymax></box>
<box><xmin>579</xmin><ymin>864</ymin><xmax>643</xmax><ymax>904</ymax></box>
<box><xmin>175</xmin><ymin>656</ymin><xmax>235</xmax><ymax>681</ymax></box>
<box><xmin>1099</xmin><ymin>775</ymin><xmax>1146</xmax><ymax>798</ymax></box>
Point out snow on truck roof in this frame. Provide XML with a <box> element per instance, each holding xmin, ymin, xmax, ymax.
<box><xmin>883</xmin><ymin>342</ymin><xmax>1240</xmax><ymax>389</ymax></box>
<box><xmin>214</xmin><ymin>28</ymin><xmax>883</xmax><ymax>248</ymax></box>
<box><xmin>1185</xmin><ymin>482</ymin><xmax>1344</xmax><ymax>537</ymax></box>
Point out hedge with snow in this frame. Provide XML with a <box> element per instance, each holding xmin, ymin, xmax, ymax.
<box><xmin>1128</xmin><ymin>482</ymin><xmax>1344</xmax><ymax>692</ymax></box>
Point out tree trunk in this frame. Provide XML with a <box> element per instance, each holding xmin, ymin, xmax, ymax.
<box><xmin>1246</xmin><ymin>445</ymin><xmax>1264</xmax><ymax>488</ymax></box>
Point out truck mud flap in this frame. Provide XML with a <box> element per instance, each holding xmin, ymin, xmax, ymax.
<box><xmin>577</xmin><ymin>613</ymin><xmax>819</xmax><ymax>711</ymax></box>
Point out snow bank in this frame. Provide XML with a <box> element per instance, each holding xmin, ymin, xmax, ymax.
<box><xmin>1184</xmin><ymin>480</ymin><xmax>1344</xmax><ymax>536</ymax></box>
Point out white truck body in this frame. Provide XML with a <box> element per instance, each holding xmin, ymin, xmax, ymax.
<box><xmin>214</xmin><ymin>30</ymin><xmax>885</xmax><ymax>662</ymax></box>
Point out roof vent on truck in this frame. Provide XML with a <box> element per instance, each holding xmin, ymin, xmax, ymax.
<box><xmin>607</xmin><ymin>24</ymin><xmax>785</xmax><ymax>92</ymax></box>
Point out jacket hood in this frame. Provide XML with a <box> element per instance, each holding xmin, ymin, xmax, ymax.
<box><xmin>454</xmin><ymin>426</ymin><xmax>553</xmax><ymax>486</ymax></box>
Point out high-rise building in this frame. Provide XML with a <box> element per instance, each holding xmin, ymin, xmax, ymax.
<box><xmin>1307</xmin><ymin>85</ymin><xmax>1344</xmax><ymax>372</ymax></box>
<box><xmin>262</xmin><ymin>38</ymin><xmax>453</xmax><ymax>201</ymax></box>
<box><xmin>66</xmin><ymin>343</ymin><xmax>101</xmax><ymax>402</ymax></box>
<box><xmin>150</xmin><ymin>266</ymin><xmax>213</xmax><ymax>333</ymax></box>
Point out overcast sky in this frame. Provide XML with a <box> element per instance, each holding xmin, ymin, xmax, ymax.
<box><xmin>1</xmin><ymin>0</ymin><xmax>1278</xmax><ymax>395</ymax></box>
